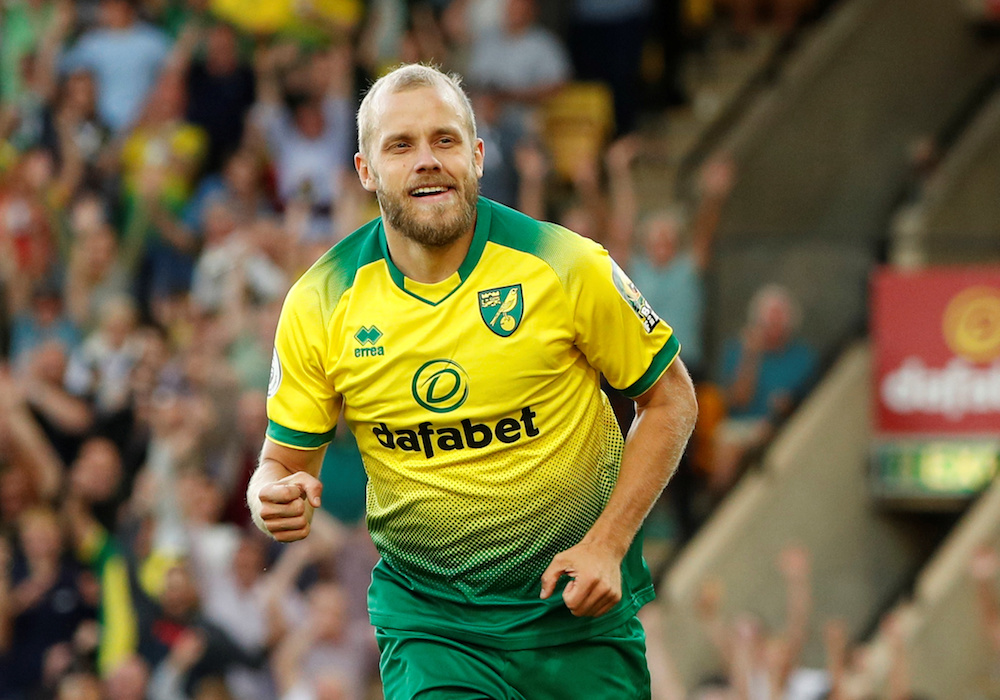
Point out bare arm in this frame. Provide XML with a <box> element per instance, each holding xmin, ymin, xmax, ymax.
<box><xmin>823</xmin><ymin>619</ymin><xmax>851</xmax><ymax>700</ymax></box>
<box><xmin>882</xmin><ymin>611</ymin><xmax>911</xmax><ymax>700</ymax></box>
<box><xmin>0</xmin><ymin>385</ymin><xmax>65</xmax><ymax>501</ymax></box>
<box><xmin>540</xmin><ymin>358</ymin><xmax>697</xmax><ymax>616</ymax></box>
<box><xmin>970</xmin><ymin>546</ymin><xmax>1000</xmax><ymax>654</ymax></box>
<box><xmin>775</xmin><ymin>545</ymin><xmax>812</xmax><ymax>683</ymax></box>
<box><xmin>247</xmin><ymin>439</ymin><xmax>328</xmax><ymax>542</ymax></box>
<box><xmin>514</xmin><ymin>141</ymin><xmax>549</xmax><ymax>222</ymax></box>
<box><xmin>604</xmin><ymin>135</ymin><xmax>640</xmax><ymax>266</ymax></box>
<box><xmin>727</xmin><ymin>331</ymin><xmax>763</xmax><ymax>411</ymax></box>
<box><xmin>690</xmin><ymin>156</ymin><xmax>735</xmax><ymax>271</ymax></box>
<box><xmin>695</xmin><ymin>579</ymin><xmax>734</xmax><ymax>669</ymax></box>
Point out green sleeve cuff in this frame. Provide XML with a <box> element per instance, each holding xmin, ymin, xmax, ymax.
<box><xmin>621</xmin><ymin>335</ymin><xmax>681</xmax><ymax>398</ymax></box>
<box><xmin>267</xmin><ymin>420</ymin><xmax>337</xmax><ymax>449</ymax></box>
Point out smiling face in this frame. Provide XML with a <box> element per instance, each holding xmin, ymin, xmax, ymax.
<box><xmin>356</xmin><ymin>85</ymin><xmax>484</xmax><ymax>249</ymax></box>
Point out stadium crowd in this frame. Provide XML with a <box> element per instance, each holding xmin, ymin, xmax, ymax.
<box><xmin>0</xmin><ymin>0</ymin><xmax>837</xmax><ymax>698</ymax></box>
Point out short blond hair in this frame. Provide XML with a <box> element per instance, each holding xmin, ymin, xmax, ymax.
<box><xmin>357</xmin><ymin>63</ymin><xmax>477</xmax><ymax>160</ymax></box>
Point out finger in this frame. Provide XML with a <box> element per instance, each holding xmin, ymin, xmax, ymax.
<box><xmin>271</xmin><ymin>525</ymin><xmax>311</xmax><ymax>543</ymax></box>
<box><xmin>262</xmin><ymin>516</ymin><xmax>311</xmax><ymax>533</ymax></box>
<box><xmin>299</xmin><ymin>477</ymin><xmax>323</xmax><ymax>508</ymax></box>
<box><xmin>562</xmin><ymin>576</ymin><xmax>598</xmax><ymax>614</ymax></box>
<box><xmin>569</xmin><ymin>581</ymin><xmax>621</xmax><ymax>618</ymax></box>
<box><xmin>260</xmin><ymin>483</ymin><xmax>306</xmax><ymax>505</ymax></box>
<box><xmin>259</xmin><ymin>499</ymin><xmax>306</xmax><ymax>520</ymax></box>
<box><xmin>539</xmin><ymin>557</ymin><xmax>568</xmax><ymax>600</ymax></box>
<box><xmin>589</xmin><ymin>590</ymin><xmax>623</xmax><ymax>618</ymax></box>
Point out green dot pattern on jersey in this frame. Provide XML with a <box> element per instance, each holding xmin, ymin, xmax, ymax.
<box><xmin>363</xmin><ymin>396</ymin><xmax>623</xmax><ymax>602</ymax></box>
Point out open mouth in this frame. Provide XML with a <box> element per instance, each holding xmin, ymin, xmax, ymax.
<box><xmin>409</xmin><ymin>185</ymin><xmax>454</xmax><ymax>199</ymax></box>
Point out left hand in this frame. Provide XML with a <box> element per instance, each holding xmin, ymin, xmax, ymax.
<box><xmin>539</xmin><ymin>541</ymin><xmax>623</xmax><ymax>617</ymax></box>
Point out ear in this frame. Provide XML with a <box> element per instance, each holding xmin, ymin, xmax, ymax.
<box><xmin>473</xmin><ymin>138</ymin><xmax>485</xmax><ymax>179</ymax></box>
<box><xmin>355</xmin><ymin>152</ymin><xmax>378</xmax><ymax>192</ymax></box>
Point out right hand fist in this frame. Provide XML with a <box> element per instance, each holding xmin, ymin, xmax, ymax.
<box><xmin>257</xmin><ymin>473</ymin><xmax>323</xmax><ymax>542</ymax></box>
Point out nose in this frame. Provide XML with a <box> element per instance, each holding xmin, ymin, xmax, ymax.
<box><xmin>413</xmin><ymin>141</ymin><xmax>442</xmax><ymax>172</ymax></box>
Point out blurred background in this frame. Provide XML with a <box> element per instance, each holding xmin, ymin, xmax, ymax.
<box><xmin>1</xmin><ymin>0</ymin><xmax>1000</xmax><ymax>698</ymax></box>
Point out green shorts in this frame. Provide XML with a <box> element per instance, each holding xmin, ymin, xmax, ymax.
<box><xmin>375</xmin><ymin>615</ymin><xmax>651</xmax><ymax>700</ymax></box>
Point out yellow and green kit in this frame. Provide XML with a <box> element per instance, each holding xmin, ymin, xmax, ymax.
<box><xmin>266</xmin><ymin>197</ymin><xmax>679</xmax><ymax>650</ymax></box>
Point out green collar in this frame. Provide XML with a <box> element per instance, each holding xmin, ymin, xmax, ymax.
<box><xmin>378</xmin><ymin>197</ymin><xmax>492</xmax><ymax>306</ymax></box>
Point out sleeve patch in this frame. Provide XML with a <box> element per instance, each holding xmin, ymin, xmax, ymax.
<box><xmin>611</xmin><ymin>260</ymin><xmax>661</xmax><ymax>333</ymax></box>
<box><xmin>267</xmin><ymin>348</ymin><xmax>283</xmax><ymax>398</ymax></box>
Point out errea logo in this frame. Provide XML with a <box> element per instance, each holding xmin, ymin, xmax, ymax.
<box><xmin>354</xmin><ymin>325</ymin><xmax>385</xmax><ymax>357</ymax></box>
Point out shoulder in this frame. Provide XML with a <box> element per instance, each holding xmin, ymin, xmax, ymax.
<box><xmin>287</xmin><ymin>217</ymin><xmax>383</xmax><ymax>317</ymax></box>
<box><xmin>486</xmin><ymin>198</ymin><xmax>604</xmax><ymax>280</ymax></box>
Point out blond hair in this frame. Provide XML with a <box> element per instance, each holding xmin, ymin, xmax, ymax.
<box><xmin>356</xmin><ymin>63</ymin><xmax>477</xmax><ymax>160</ymax></box>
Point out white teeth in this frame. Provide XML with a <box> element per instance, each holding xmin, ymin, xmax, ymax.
<box><xmin>411</xmin><ymin>187</ymin><xmax>448</xmax><ymax>196</ymax></box>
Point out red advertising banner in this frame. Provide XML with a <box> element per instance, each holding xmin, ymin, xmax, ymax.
<box><xmin>872</xmin><ymin>266</ymin><xmax>1000</xmax><ymax>435</ymax></box>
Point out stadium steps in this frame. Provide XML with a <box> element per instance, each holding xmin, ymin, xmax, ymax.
<box><xmin>849</xmin><ymin>480</ymin><xmax>1000</xmax><ymax>699</ymax></box>
<box><xmin>890</xmin><ymin>82</ymin><xmax>1000</xmax><ymax>268</ymax></box>
<box><xmin>655</xmin><ymin>343</ymin><xmax>949</xmax><ymax>685</ymax></box>
<box><xmin>633</xmin><ymin>28</ymin><xmax>784</xmax><ymax>209</ymax></box>
<box><xmin>695</xmin><ymin>0</ymin><xmax>1000</xmax><ymax>365</ymax></box>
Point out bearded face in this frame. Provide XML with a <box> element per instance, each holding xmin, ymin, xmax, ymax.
<box><xmin>374</xmin><ymin>161</ymin><xmax>480</xmax><ymax>248</ymax></box>
<box><xmin>358</xmin><ymin>85</ymin><xmax>485</xmax><ymax>250</ymax></box>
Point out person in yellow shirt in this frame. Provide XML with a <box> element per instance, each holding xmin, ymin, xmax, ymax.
<box><xmin>247</xmin><ymin>63</ymin><xmax>697</xmax><ymax>699</ymax></box>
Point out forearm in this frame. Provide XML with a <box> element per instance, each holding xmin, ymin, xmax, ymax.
<box><xmin>517</xmin><ymin>174</ymin><xmax>546</xmax><ymax>221</ymax></box>
<box><xmin>26</xmin><ymin>384</ymin><xmax>94</xmax><ymax>434</ymax></box>
<box><xmin>975</xmin><ymin>582</ymin><xmax>1000</xmax><ymax>651</ymax></box>
<box><xmin>583</xmin><ymin>364</ymin><xmax>696</xmax><ymax>557</ymax></box>
<box><xmin>150</xmin><ymin>205</ymin><xmax>197</xmax><ymax>254</ymax></box>
<box><xmin>6</xmin><ymin>404</ymin><xmax>64</xmax><ymax>500</ymax></box>
<box><xmin>783</xmin><ymin>578</ymin><xmax>812</xmax><ymax>659</ymax></box>
<box><xmin>728</xmin><ymin>351</ymin><xmax>761</xmax><ymax>409</ymax></box>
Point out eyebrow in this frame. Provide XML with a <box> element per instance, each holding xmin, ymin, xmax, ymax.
<box><xmin>380</xmin><ymin>126</ymin><xmax>465</xmax><ymax>147</ymax></box>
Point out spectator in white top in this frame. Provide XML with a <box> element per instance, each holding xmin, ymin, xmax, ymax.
<box><xmin>251</xmin><ymin>44</ymin><xmax>354</xmax><ymax>228</ymax></box>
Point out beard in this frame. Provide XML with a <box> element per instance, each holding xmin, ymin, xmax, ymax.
<box><xmin>376</xmin><ymin>169</ymin><xmax>480</xmax><ymax>249</ymax></box>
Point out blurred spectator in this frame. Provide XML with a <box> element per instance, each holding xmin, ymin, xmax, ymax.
<box><xmin>42</xmin><ymin>68</ymin><xmax>114</xmax><ymax>192</ymax></box>
<box><xmin>182</xmin><ymin>22</ymin><xmax>256</xmax><ymax>174</ymax></box>
<box><xmin>251</xmin><ymin>43</ymin><xmax>354</xmax><ymax>233</ymax></box>
<box><xmin>272</xmin><ymin>579</ymin><xmax>378</xmax><ymax>700</ymax></box>
<box><xmin>614</xmin><ymin>149</ymin><xmax>736</xmax><ymax>378</ymax></box>
<box><xmin>0</xmin><ymin>147</ymin><xmax>62</xmax><ymax>285</ymax></box>
<box><xmin>182</xmin><ymin>149</ymin><xmax>274</xmax><ymax>234</ymax></box>
<box><xmin>190</xmin><ymin>201</ymin><xmax>288</xmax><ymax>314</ymax></box>
<box><xmin>65</xmin><ymin>294</ymin><xmax>142</xmax><ymax>426</ymax></box>
<box><xmin>696</xmin><ymin>545</ymin><xmax>824</xmax><ymax>700</ymax></box>
<box><xmin>1</xmin><ymin>0</ymin><xmax>72</xmax><ymax>153</ymax></box>
<box><xmin>120</xmin><ymin>70</ymin><xmax>208</xmax><ymax>303</ymax></box>
<box><xmin>137</xmin><ymin>559</ymin><xmax>267</xmax><ymax>698</ymax></box>
<box><xmin>467</xmin><ymin>0</ymin><xmax>571</xmax><ymax>126</ymax></box>
<box><xmin>104</xmin><ymin>654</ymin><xmax>152</xmax><ymax>700</ymax></box>
<box><xmin>19</xmin><ymin>340</ymin><xmax>96</xmax><ymax>463</ymax></box>
<box><xmin>63</xmin><ymin>193</ymin><xmax>145</xmax><ymax>331</ymax></box>
<box><xmin>0</xmin><ymin>506</ymin><xmax>97</xmax><ymax>698</ymax></box>
<box><xmin>567</xmin><ymin>0</ymin><xmax>651</xmax><ymax>135</ymax></box>
<box><xmin>712</xmin><ymin>283</ymin><xmax>817</xmax><ymax>492</ymax></box>
<box><xmin>7</xmin><ymin>280</ymin><xmax>81</xmax><ymax>371</ymax></box>
<box><xmin>61</xmin><ymin>0</ymin><xmax>174</xmax><ymax>133</ymax></box>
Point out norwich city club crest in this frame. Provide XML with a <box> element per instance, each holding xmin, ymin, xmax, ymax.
<box><xmin>478</xmin><ymin>284</ymin><xmax>524</xmax><ymax>337</ymax></box>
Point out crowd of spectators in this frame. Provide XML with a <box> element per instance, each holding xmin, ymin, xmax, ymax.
<box><xmin>0</xmin><ymin>0</ymin><xmax>827</xmax><ymax>698</ymax></box>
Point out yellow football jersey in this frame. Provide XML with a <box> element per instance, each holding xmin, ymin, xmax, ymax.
<box><xmin>267</xmin><ymin>198</ymin><xmax>679</xmax><ymax>647</ymax></box>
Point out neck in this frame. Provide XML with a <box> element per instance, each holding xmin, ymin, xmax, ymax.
<box><xmin>383</xmin><ymin>219</ymin><xmax>476</xmax><ymax>284</ymax></box>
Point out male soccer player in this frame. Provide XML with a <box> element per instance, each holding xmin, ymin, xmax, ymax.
<box><xmin>248</xmin><ymin>63</ymin><xmax>698</xmax><ymax>699</ymax></box>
